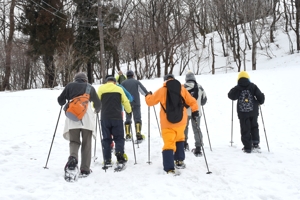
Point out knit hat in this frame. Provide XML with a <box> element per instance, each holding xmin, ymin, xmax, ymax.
<box><xmin>163</xmin><ymin>74</ymin><xmax>175</xmax><ymax>81</ymax></box>
<box><xmin>74</xmin><ymin>72</ymin><xmax>88</xmax><ymax>82</ymax></box>
<box><xmin>105</xmin><ymin>75</ymin><xmax>116</xmax><ymax>83</ymax></box>
<box><xmin>126</xmin><ymin>70</ymin><xmax>134</xmax><ymax>77</ymax></box>
<box><xmin>185</xmin><ymin>71</ymin><xmax>196</xmax><ymax>82</ymax></box>
<box><xmin>237</xmin><ymin>71</ymin><xmax>250</xmax><ymax>81</ymax></box>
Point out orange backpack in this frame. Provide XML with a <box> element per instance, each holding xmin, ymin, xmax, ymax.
<box><xmin>65</xmin><ymin>84</ymin><xmax>91</xmax><ymax>123</ymax></box>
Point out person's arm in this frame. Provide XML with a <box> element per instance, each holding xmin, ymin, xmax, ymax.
<box><xmin>57</xmin><ymin>85</ymin><xmax>68</xmax><ymax>106</ymax></box>
<box><xmin>182</xmin><ymin>87</ymin><xmax>198</xmax><ymax>112</ymax></box>
<box><xmin>199</xmin><ymin>85</ymin><xmax>207</xmax><ymax>105</ymax></box>
<box><xmin>120</xmin><ymin>89</ymin><xmax>132</xmax><ymax>113</ymax></box>
<box><xmin>90</xmin><ymin>86</ymin><xmax>101</xmax><ymax>112</ymax></box>
<box><xmin>145</xmin><ymin>88</ymin><xmax>163</xmax><ymax>106</ymax></box>
<box><xmin>228</xmin><ymin>86</ymin><xmax>240</xmax><ymax>100</ymax></box>
<box><xmin>137</xmin><ymin>81</ymin><xmax>148</xmax><ymax>96</ymax></box>
<box><xmin>254</xmin><ymin>84</ymin><xmax>265</xmax><ymax>105</ymax></box>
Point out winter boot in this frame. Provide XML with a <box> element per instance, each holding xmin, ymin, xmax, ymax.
<box><xmin>253</xmin><ymin>143</ymin><xmax>261</xmax><ymax>149</ymax></box>
<box><xmin>135</xmin><ymin>123</ymin><xmax>144</xmax><ymax>141</ymax></box>
<box><xmin>242</xmin><ymin>147</ymin><xmax>252</xmax><ymax>153</ymax></box>
<box><xmin>175</xmin><ymin>160</ymin><xmax>186</xmax><ymax>169</ymax></box>
<box><xmin>192</xmin><ymin>146</ymin><xmax>203</xmax><ymax>157</ymax></box>
<box><xmin>79</xmin><ymin>169</ymin><xmax>92</xmax><ymax>177</ymax></box>
<box><xmin>125</xmin><ymin>123</ymin><xmax>132</xmax><ymax>141</ymax></box>
<box><xmin>64</xmin><ymin>156</ymin><xmax>78</xmax><ymax>171</ymax></box>
<box><xmin>115</xmin><ymin>152</ymin><xmax>128</xmax><ymax>164</ymax></box>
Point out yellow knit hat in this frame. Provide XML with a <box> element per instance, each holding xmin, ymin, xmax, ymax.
<box><xmin>237</xmin><ymin>71</ymin><xmax>250</xmax><ymax>81</ymax></box>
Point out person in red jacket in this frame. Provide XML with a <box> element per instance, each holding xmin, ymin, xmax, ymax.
<box><xmin>145</xmin><ymin>74</ymin><xmax>199</xmax><ymax>174</ymax></box>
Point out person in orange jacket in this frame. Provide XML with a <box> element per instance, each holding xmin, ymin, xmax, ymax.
<box><xmin>145</xmin><ymin>74</ymin><xmax>199</xmax><ymax>174</ymax></box>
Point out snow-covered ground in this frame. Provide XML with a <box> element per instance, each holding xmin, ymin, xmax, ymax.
<box><xmin>1</xmin><ymin>23</ymin><xmax>300</xmax><ymax>199</ymax></box>
<box><xmin>1</xmin><ymin>57</ymin><xmax>300</xmax><ymax>199</ymax></box>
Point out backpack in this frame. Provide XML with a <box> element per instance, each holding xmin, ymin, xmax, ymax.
<box><xmin>118</xmin><ymin>75</ymin><xmax>126</xmax><ymax>84</ymax></box>
<box><xmin>161</xmin><ymin>79</ymin><xmax>185</xmax><ymax>123</ymax></box>
<box><xmin>65</xmin><ymin>84</ymin><xmax>92</xmax><ymax>123</ymax></box>
<box><xmin>238</xmin><ymin>89</ymin><xmax>254</xmax><ymax>112</ymax></box>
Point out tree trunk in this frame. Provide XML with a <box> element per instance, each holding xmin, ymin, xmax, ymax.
<box><xmin>2</xmin><ymin>0</ymin><xmax>16</xmax><ymax>91</ymax></box>
<box><xmin>43</xmin><ymin>55</ymin><xmax>56</xmax><ymax>88</ymax></box>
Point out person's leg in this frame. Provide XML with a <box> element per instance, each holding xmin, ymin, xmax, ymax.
<box><xmin>183</xmin><ymin>116</ymin><xmax>190</xmax><ymax>149</ymax></box>
<box><xmin>69</xmin><ymin>129</ymin><xmax>81</xmax><ymax>160</ymax></box>
<box><xmin>161</xmin><ymin>128</ymin><xmax>176</xmax><ymax>172</ymax></box>
<box><xmin>111</xmin><ymin>120</ymin><xmax>125</xmax><ymax>155</ymax></box>
<box><xmin>133</xmin><ymin>105</ymin><xmax>143</xmax><ymax>140</ymax></box>
<box><xmin>80</xmin><ymin>129</ymin><xmax>92</xmax><ymax>171</ymax></box>
<box><xmin>173</xmin><ymin>125</ymin><xmax>186</xmax><ymax>162</ymax></box>
<box><xmin>250</xmin><ymin>116</ymin><xmax>260</xmax><ymax>145</ymax></box>
<box><xmin>100</xmin><ymin>120</ymin><xmax>113</xmax><ymax>162</ymax></box>
<box><xmin>191</xmin><ymin>116</ymin><xmax>203</xmax><ymax>148</ymax></box>
<box><xmin>239</xmin><ymin>118</ymin><xmax>252</xmax><ymax>152</ymax></box>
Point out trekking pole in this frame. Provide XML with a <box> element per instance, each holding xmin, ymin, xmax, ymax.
<box><xmin>93</xmin><ymin>117</ymin><xmax>98</xmax><ymax>162</ymax></box>
<box><xmin>44</xmin><ymin>106</ymin><xmax>62</xmax><ymax>169</ymax></box>
<box><xmin>194</xmin><ymin>118</ymin><xmax>212</xmax><ymax>174</ymax></box>
<box><xmin>130</xmin><ymin>124</ymin><xmax>137</xmax><ymax>164</ymax></box>
<box><xmin>153</xmin><ymin>106</ymin><xmax>162</xmax><ymax>137</ymax></box>
<box><xmin>97</xmin><ymin>114</ymin><xmax>108</xmax><ymax>172</ymax></box>
<box><xmin>230</xmin><ymin>101</ymin><xmax>234</xmax><ymax>146</ymax></box>
<box><xmin>201</xmin><ymin>106</ymin><xmax>212</xmax><ymax>151</ymax></box>
<box><xmin>147</xmin><ymin>106</ymin><xmax>151</xmax><ymax>164</ymax></box>
<box><xmin>259</xmin><ymin>106</ymin><xmax>270</xmax><ymax>152</ymax></box>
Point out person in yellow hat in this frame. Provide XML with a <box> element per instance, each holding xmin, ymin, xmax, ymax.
<box><xmin>228</xmin><ymin>71</ymin><xmax>265</xmax><ymax>153</ymax></box>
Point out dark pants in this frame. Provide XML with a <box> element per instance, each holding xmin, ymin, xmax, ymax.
<box><xmin>239</xmin><ymin>116</ymin><xmax>259</xmax><ymax>150</ymax></box>
<box><xmin>125</xmin><ymin>105</ymin><xmax>141</xmax><ymax>124</ymax></box>
<box><xmin>101</xmin><ymin>119</ymin><xmax>125</xmax><ymax>161</ymax></box>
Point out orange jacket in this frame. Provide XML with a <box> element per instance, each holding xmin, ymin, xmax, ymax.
<box><xmin>145</xmin><ymin>80</ymin><xmax>198</xmax><ymax>129</ymax></box>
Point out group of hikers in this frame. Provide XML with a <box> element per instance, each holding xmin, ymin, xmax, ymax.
<box><xmin>57</xmin><ymin>70</ymin><xmax>264</xmax><ymax>177</ymax></box>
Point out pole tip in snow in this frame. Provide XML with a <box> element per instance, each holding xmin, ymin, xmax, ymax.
<box><xmin>206</xmin><ymin>171</ymin><xmax>212</xmax><ymax>174</ymax></box>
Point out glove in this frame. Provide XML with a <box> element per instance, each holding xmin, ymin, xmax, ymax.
<box><xmin>95</xmin><ymin>108</ymin><xmax>101</xmax><ymax>113</ymax></box>
<box><xmin>126</xmin><ymin>112</ymin><xmax>132</xmax><ymax>119</ymax></box>
<box><xmin>192</xmin><ymin>110</ymin><xmax>199</xmax><ymax>120</ymax></box>
<box><xmin>145</xmin><ymin>91</ymin><xmax>152</xmax><ymax>97</ymax></box>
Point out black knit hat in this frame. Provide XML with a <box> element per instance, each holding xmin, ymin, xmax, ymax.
<box><xmin>163</xmin><ymin>74</ymin><xmax>175</xmax><ymax>81</ymax></box>
<box><xmin>105</xmin><ymin>75</ymin><xmax>116</xmax><ymax>83</ymax></box>
<box><xmin>126</xmin><ymin>70</ymin><xmax>134</xmax><ymax>77</ymax></box>
<box><xmin>74</xmin><ymin>72</ymin><xmax>88</xmax><ymax>82</ymax></box>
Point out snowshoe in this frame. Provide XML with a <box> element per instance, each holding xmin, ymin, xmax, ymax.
<box><xmin>102</xmin><ymin>159</ymin><xmax>113</xmax><ymax>170</ymax></box>
<box><xmin>166</xmin><ymin>169</ymin><xmax>181</xmax><ymax>176</ymax></box>
<box><xmin>64</xmin><ymin>167</ymin><xmax>79</xmax><ymax>182</ymax></box>
<box><xmin>252</xmin><ymin>144</ymin><xmax>262</xmax><ymax>153</ymax></box>
<box><xmin>114</xmin><ymin>162</ymin><xmax>127</xmax><ymax>172</ymax></box>
<box><xmin>174</xmin><ymin>160</ymin><xmax>186</xmax><ymax>169</ymax></box>
<box><xmin>64</xmin><ymin>156</ymin><xmax>79</xmax><ymax>182</ymax></box>
<box><xmin>135</xmin><ymin>133</ymin><xmax>145</xmax><ymax>144</ymax></box>
<box><xmin>125</xmin><ymin>134</ymin><xmax>132</xmax><ymax>142</ymax></box>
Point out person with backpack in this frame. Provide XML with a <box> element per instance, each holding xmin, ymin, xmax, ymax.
<box><xmin>183</xmin><ymin>71</ymin><xmax>207</xmax><ymax>156</ymax></box>
<box><xmin>121</xmin><ymin>70</ymin><xmax>149</xmax><ymax>143</ymax></box>
<box><xmin>97</xmin><ymin>76</ymin><xmax>132</xmax><ymax>167</ymax></box>
<box><xmin>57</xmin><ymin>72</ymin><xmax>101</xmax><ymax>178</ymax></box>
<box><xmin>145</xmin><ymin>74</ymin><xmax>199</xmax><ymax>174</ymax></box>
<box><xmin>228</xmin><ymin>71</ymin><xmax>265</xmax><ymax>153</ymax></box>
<box><xmin>116</xmin><ymin>70</ymin><xmax>127</xmax><ymax>84</ymax></box>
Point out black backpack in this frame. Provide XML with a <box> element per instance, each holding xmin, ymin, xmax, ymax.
<box><xmin>238</xmin><ymin>89</ymin><xmax>254</xmax><ymax>112</ymax></box>
<box><xmin>161</xmin><ymin>79</ymin><xmax>185</xmax><ymax>123</ymax></box>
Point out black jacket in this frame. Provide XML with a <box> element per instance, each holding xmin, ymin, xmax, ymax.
<box><xmin>228</xmin><ymin>78</ymin><xmax>265</xmax><ymax>119</ymax></box>
<box><xmin>57</xmin><ymin>80</ymin><xmax>101</xmax><ymax>111</ymax></box>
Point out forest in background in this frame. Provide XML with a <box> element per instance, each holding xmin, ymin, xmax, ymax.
<box><xmin>0</xmin><ymin>0</ymin><xmax>299</xmax><ymax>90</ymax></box>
